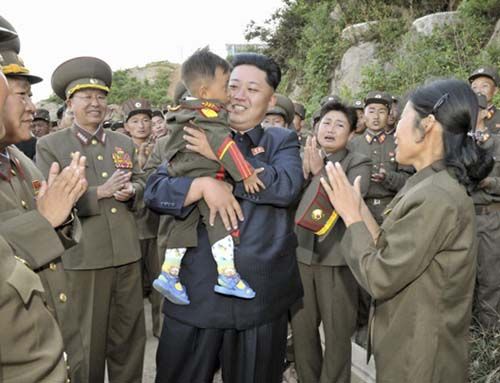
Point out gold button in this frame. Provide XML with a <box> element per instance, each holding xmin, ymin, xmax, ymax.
<box><xmin>59</xmin><ymin>293</ymin><xmax>67</xmax><ymax>303</ymax></box>
<box><xmin>101</xmin><ymin>172</ymin><xmax>108</xmax><ymax>178</ymax></box>
<box><xmin>110</xmin><ymin>208</ymin><xmax>117</xmax><ymax>214</ymax></box>
<box><xmin>21</xmin><ymin>200</ymin><xmax>27</xmax><ymax>208</ymax></box>
<box><xmin>97</xmin><ymin>155</ymin><xmax>104</xmax><ymax>161</ymax></box>
<box><xmin>10</xmin><ymin>168</ymin><xmax>16</xmax><ymax>176</ymax></box>
<box><xmin>49</xmin><ymin>263</ymin><xmax>57</xmax><ymax>271</ymax></box>
<box><xmin>91</xmin><ymin>139</ymin><xmax>98</xmax><ymax>145</ymax></box>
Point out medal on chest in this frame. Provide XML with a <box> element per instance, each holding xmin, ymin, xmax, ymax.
<box><xmin>112</xmin><ymin>147</ymin><xmax>133</xmax><ymax>169</ymax></box>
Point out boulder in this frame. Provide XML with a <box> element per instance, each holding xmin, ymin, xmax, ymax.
<box><xmin>329</xmin><ymin>4</ymin><xmax>343</xmax><ymax>23</ymax></box>
<box><xmin>412</xmin><ymin>11</ymin><xmax>459</xmax><ymax>36</ymax></box>
<box><xmin>341</xmin><ymin>21</ymin><xmax>379</xmax><ymax>44</ymax></box>
<box><xmin>330</xmin><ymin>41</ymin><xmax>377</xmax><ymax>96</ymax></box>
<box><xmin>486</xmin><ymin>18</ymin><xmax>500</xmax><ymax>48</ymax></box>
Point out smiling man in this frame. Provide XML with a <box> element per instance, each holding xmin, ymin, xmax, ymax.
<box><xmin>36</xmin><ymin>56</ymin><xmax>146</xmax><ymax>383</ymax></box>
<box><xmin>469</xmin><ymin>66</ymin><xmax>500</xmax><ymax>133</ymax></box>
<box><xmin>0</xmin><ymin>47</ymin><xmax>89</xmax><ymax>383</ymax></box>
<box><xmin>145</xmin><ymin>53</ymin><xmax>304</xmax><ymax>383</ymax></box>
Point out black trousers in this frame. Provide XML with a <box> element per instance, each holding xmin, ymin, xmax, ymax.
<box><xmin>155</xmin><ymin>313</ymin><xmax>288</xmax><ymax>383</ymax></box>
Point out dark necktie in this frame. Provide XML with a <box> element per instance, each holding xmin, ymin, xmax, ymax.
<box><xmin>234</xmin><ymin>133</ymin><xmax>252</xmax><ymax>158</ymax></box>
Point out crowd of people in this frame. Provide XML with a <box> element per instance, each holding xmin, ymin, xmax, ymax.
<box><xmin>0</xmin><ymin>12</ymin><xmax>499</xmax><ymax>383</ymax></box>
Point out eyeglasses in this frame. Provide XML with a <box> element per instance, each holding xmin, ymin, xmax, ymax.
<box><xmin>73</xmin><ymin>94</ymin><xmax>107</xmax><ymax>104</ymax></box>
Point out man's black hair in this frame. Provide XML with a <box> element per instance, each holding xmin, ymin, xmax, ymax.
<box><xmin>231</xmin><ymin>53</ymin><xmax>281</xmax><ymax>90</ymax></box>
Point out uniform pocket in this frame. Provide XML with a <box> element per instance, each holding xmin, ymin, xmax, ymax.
<box><xmin>7</xmin><ymin>261</ymin><xmax>45</xmax><ymax>304</ymax></box>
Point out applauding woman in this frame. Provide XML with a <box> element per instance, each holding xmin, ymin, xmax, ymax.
<box><xmin>320</xmin><ymin>79</ymin><xmax>492</xmax><ymax>383</ymax></box>
<box><xmin>292</xmin><ymin>101</ymin><xmax>371</xmax><ymax>383</ymax></box>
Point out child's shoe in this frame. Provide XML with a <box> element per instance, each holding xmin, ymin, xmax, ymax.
<box><xmin>214</xmin><ymin>274</ymin><xmax>256</xmax><ymax>299</ymax></box>
<box><xmin>153</xmin><ymin>272</ymin><xmax>190</xmax><ymax>305</ymax></box>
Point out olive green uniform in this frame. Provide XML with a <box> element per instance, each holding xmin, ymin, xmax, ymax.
<box><xmin>485</xmin><ymin>105</ymin><xmax>500</xmax><ymax>133</ymax></box>
<box><xmin>144</xmin><ymin>134</ymin><xmax>177</xmax><ymax>278</ymax></box>
<box><xmin>471</xmin><ymin>129</ymin><xmax>500</xmax><ymax>327</ymax></box>
<box><xmin>348</xmin><ymin>129</ymin><xmax>413</xmax><ymax>338</ymax></box>
<box><xmin>0</xmin><ymin>235</ymin><xmax>68</xmax><ymax>383</ymax></box>
<box><xmin>291</xmin><ymin>149</ymin><xmax>371</xmax><ymax>383</ymax></box>
<box><xmin>342</xmin><ymin>161</ymin><xmax>476</xmax><ymax>383</ymax></box>
<box><xmin>349</xmin><ymin>129</ymin><xmax>412</xmax><ymax>224</ymax></box>
<box><xmin>0</xmin><ymin>145</ymin><xmax>85</xmax><ymax>382</ymax></box>
<box><xmin>164</xmin><ymin>99</ymin><xmax>253</xmax><ymax>248</ymax></box>
<box><xmin>36</xmin><ymin>125</ymin><xmax>146</xmax><ymax>383</ymax></box>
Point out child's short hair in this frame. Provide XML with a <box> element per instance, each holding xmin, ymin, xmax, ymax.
<box><xmin>181</xmin><ymin>47</ymin><xmax>231</xmax><ymax>94</ymax></box>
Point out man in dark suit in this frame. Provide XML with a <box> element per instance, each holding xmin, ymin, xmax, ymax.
<box><xmin>145</xmin><ymin>53</ymin><xmax>304</xmax><ymax>383</ymax></box>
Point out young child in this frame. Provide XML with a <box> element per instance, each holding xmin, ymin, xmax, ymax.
<box><xmin>153</xmin><ymin>48</ymin><xmax>263</xmax><ymax>305</ymax></box>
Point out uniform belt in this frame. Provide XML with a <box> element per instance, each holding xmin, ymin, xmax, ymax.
<box><xmin>366</xmin><ymin>197</ymin><xmax>393</xmax><ymax>206</ymax></box>
<box><xmin>475</xmin><ymin>203</ymin><xmax>500</xmax><ymax>215</ymax></box>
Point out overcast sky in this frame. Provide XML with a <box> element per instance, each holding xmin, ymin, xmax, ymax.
<box><xmin>2</xmin><ymin>0</ymin><xmax>283</xmax><ymax>101</ymax></box>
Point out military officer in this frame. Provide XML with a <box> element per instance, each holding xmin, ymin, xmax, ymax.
<box><xmin>122</xmin><ymin>98</ymin><xmax>162</xmax><ymax>337</ymax></box>
<box><xmin>386</xmin><ymin>95</ymin><xmax>399</xmax><ymax>134</ymax></box>
<box><xmin>349</xmin><ymin>91</ymin><xmax>412</xmax><ymax>224</ymax></box>
<box><xmin>16</xmin><ymin>108</ymin><xmax>50</xmax><ymax>159</ymax></box>
<box><xmin>293</xmin><ymin>101</ymin><xmax>308</xmax><ymax>146</ymax></box>
<box><xmin>471</xmin><ymin>93</ymin><xmax>500</xmax><ymax>328</ymax></box>
<box><xmin>469</xmin><ymin>66</ymin><xmax>499</xmax><ymax>133</ymax></box>
<box><xmin>151</xmin><ymin>109</ymin><xmax>169</xmax><ymax>140</ymax></box>
<box><xmin>352</xmin><ymin>99</ymin><xmax>366</xmax><ymax>135</ymax></box>
<box><xmin>321</xmin><ymin>79</ymin><xmax>486</xmax><ymax>383</ymax></box>
<box><xmin>0</xmin><ymin>47</ymin><xmax>87</xmax><ymax>382</ymax></box>
<box><xmin>32</xmin><ymin>108</ymin><xmax>52</xmax><ymax>138</ymax></box>
<box><xmin>36</xmin><ymin>56</ymin><xmax>146</xmax><ymax>383</ymax></box>
<box><xmin>0</xmin><ymin>235</ymin><xmax>69</xmax><ymax>383</ymax></box>
<box><xmin>262</xmin><ymin>93</ymin><xmax>295</xmax><ymax>129</ymax></box>
<box><xmin>292</xmin><ymin>101</ymin><xmax>371</xmax><ymax>383</ymax></box>
<box><xmin>0</xmin><ymin>25</ymin><xmax>68</xmax><ymax>381</ymax></box>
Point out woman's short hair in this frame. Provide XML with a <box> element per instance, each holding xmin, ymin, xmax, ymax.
<box><xmin>319</xmin><ymin>101</ymin><xmax>358</xmax><ymax>132</ymax></box>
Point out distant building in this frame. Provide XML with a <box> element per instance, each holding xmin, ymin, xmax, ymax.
<box><xmin>225</xmin><ymin>43</ymin><xmax>267</xmax><ymax>57</ymax></box>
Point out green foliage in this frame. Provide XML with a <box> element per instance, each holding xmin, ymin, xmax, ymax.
<box><xmin>359</xmin><ymin>2</ymin><xmax>498</xmax><ymax>105</ymax></box>
<box><xmin>246</xmin><ymin>0</ymin><xmax>499</xmax><ymax>118</ymax></box>
<box><xmin>42</xmin><ymin>62</ymin><xmax>178</xmax><ymax>108</ymax></box>
<box><xmin>107</xmin><ymin>63</ymin><xmax>176</xmax><ymax>107</ymax></box>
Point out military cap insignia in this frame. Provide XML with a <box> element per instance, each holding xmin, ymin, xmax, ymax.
<box><xmin>135</xmin><ymin>102</ymin><xmax>142</xmax><ymax>108</ymax></box>
<box><xmin>375</xmin><ymin>94</ymin><xmax>382</xmax><ymax>98</ymax></box>
<box><xmin>199</xmin><ymin>101</ymin><xmax>221</xmax><ymax>119</ymax></box>
<box><xmin>89</xmin><ymin>78</ymin><xmax>98</xmax><ymax>84</ymax></box>
<box><xmin>251</xmin><ymin>146</ymin><xmax>265</xmax><ymax>156</ymax></box>
<box><xmin>32</xmin><ymin>180</ymin><xmax>42</xmax><ymax>196</ymax></box>
<box><xmin>478</xmin><ymin>68</ymin><xmax>485</xmax><ymax>73</ymax></box>
<box><xmin>112</xmin><ymin>147</ymin><xmax>133</xmax><ymax>169</ymax></box>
